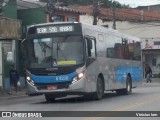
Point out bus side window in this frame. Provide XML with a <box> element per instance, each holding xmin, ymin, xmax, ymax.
<box><xmin>106</xmin><ymin>48</ymin><xmax>115</xmax><ymax>58</ymax></box>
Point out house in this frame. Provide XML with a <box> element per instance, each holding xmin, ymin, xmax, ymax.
<box><xmin>70</xmin><ymin>5</ymin><xmax>160</xmax><ymax>78</ymax></box>
<box><xmin>137</xmin><ymin>4</ymin><xmax>160</xmax><ymax>12</ymax></box>
<box><xmin>0</xmin><ymin>0</ymin><xmax>21</xmax><ymax>90</ymax></box>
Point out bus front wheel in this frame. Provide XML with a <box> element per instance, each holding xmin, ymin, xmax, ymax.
<box><xmin>45</xmin><ymin>94</ymin><xmax>56</xmax><ymax>102</ymax></box>
<box><xmin>94</xmin><ymin>77</ymin><xmax>104</xmax><ymax>100</ymax></box>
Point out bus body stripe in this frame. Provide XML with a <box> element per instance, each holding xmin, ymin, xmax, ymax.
<box><xmin>116</xmin><ymin>66</ymin><xmax>142</xmax><ymax>81</ymax></box>
<box><xmin>30</xmin><ymin>72</ymin><xmax>77</xmax><ymax>83</ymax></box>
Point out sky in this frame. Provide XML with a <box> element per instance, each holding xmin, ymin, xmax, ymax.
<box><xmin>115</xmin><ymin>0</ymin><xmax>160</xmax><ymax>8</ymax></box>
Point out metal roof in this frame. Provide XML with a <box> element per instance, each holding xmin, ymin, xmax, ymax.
<box><xmin>17</xmin><ymin>0</ymin><xmax>46</xmax><ymax>10</ymax></box>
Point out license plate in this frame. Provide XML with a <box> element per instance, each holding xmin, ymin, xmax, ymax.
<box><xmin>47</xmin><ymin>86</ymin><xmax>57</xmax><ymax>90</ymax></box>
<box><xmin>56</xmin><ymin>76</ymin><xmax>68</xmax><ymax>81</ymax></box>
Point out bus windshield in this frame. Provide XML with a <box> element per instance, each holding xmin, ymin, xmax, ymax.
<box><xmin>25</xmin><ymin>36</ymin><xmax>84</xmax><ymax>68</ymax></box>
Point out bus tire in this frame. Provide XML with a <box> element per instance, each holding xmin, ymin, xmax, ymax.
<box><xmin>125</xmin><ymin>75</ymin><xmax>132</xmax><ymax>95</ymax></box>
<box><xmin>116</xmin><ymin>75</ymin><xmax>132</xmax><ymax>95</ymax></box>
<box><xmin>93</xmin><ymin>77</ymin><xmax>104</xmax><ymax>100</ymax></box>
<box><xmin>45</xmin><ymin>94</ymin><xmax>56</xmax><ymax>102</ymax></box>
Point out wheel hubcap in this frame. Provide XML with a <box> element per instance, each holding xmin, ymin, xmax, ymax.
<box><xmin>127</xmin><ymin>82</ymin><xmax>131</xmax><ymax>92</ymax></box>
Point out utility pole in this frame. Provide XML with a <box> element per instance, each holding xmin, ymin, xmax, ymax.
<box><xmin>47</xmin><ymin>0</ymin><xmax>56</xmax><ymax>22</ymax></box>
<box><xmin>93</xmin><ymin>0</ymin><xmax>99</xmax><ymax>25</ymax></box>
<box><xmin>112</xmin><ymin>0</ymin><xmax>116</xmax><ymax>30</ymax></box>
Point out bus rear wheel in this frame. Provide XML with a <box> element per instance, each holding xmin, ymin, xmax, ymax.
<box><xmin>116</xmin><ymin>75</ymin><xmax>132</xmax><ymax>95</ymax></box>
<box><xmin>45</xmin><ymin>94</ymin><xmax>56</xmax><ymax>102</ymax></box>
<box><xmin>93</xmin><ymin>77</ymin><xmax>104</xmax><ymax>100</ymax></box>
<box><xmin>125</xmin><ymin>75</ymin><xmax>132</xmax><ymax>95</ymax></box>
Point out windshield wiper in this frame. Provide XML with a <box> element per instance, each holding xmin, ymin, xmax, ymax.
<box><xmin>56</xmin><ymin>35</ymin><xmax>70</xmax><ymax>61</ymax></box>
<box><xmin>57</xmin><ymin>42</ymin><xmax>67</xmax><ymax>61</ymax></box>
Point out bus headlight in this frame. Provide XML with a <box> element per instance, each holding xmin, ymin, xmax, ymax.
<box><xmin>26</xmin><ymin>76</ymin><xmax>34</xmax><ymax>86</ymax></box>
<box><xmin>72</xmin><ymin>72</ymin><xmax>84</xmax><ymax>84</ymax></box>
<box><xmin>26</xmin><ymin>76</ymin><xmax>31</xmax><ymax>81</ymax></box>
<box><xmin>78</xmin><ymin>72</ymin><xmax>84</xmax><ymax>79</ymax></box>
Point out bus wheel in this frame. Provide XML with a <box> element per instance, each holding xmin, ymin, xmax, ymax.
<box><xmin>116</xmin><ymin>75</ymin><xmax>132</xmax><ymax>95</ymax></box>
<box><xmin>94</xmin><ymin>77</ymin><xmax>104</xmax><ymax>100</ymax></box>
<box><xmin>125</xmin><ymin>75</ymin><xmax>132</xmax><ymax>95</ymax></box>
<box><xmin>45</xmin><ymin>94</ymin><xmax>56</xmax><ymax>102</ymax></box>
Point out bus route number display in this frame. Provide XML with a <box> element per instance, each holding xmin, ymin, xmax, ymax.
<box><xmin>37</xmin><ymin>25</ymin><xmax>74</xmax><ymax>34</ymax></box>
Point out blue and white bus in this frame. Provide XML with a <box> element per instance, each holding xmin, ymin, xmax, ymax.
<box><xmin>22</xmin><ymin>22</ymin><xmax>142</xmax><ymax>101</ymax></box>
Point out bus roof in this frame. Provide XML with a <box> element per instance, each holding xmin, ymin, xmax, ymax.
<box><xmin>28</xmin><ymin>22</ymin><xmax>80</xmax><ymax>28</ymax></box>
<box><xmin>27</xmin><ymin>22</ymin><xmax>140</xmax><ymax>42</ymax></box>
<box><xmin>80</xmin><ymin>22</ymin><xmax>140</xmax><ymax>42</ymax></box>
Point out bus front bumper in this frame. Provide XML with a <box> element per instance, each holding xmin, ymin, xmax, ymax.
<box><xmin>26</xmin><ymin>77</ymin><xmax>90</xmax><ymax>96</ymax></box>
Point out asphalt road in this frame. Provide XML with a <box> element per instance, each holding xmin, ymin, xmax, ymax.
<box><xmin>0</xmin><ymin>82</ymin><xmax>160</xmax><ymax>120</ymax></box>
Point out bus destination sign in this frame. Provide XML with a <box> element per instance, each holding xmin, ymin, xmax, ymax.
<box><xmin>36</xmin><ymin>25</ymin><xmax>74</xmax><ymax>34</ymax></box>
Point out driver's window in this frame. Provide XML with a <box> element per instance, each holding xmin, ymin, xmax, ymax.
<box><xmin>86</xmin><ymin>37</ymin><xmax>96</xmax><ymax>57</ymax></box>
<box><xmin>90</xmin><ymin>40</ymin><xmax>96</xmax><ymax>57</ymax></box>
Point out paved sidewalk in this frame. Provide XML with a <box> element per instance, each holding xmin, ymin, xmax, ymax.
<box><xmin>0</xmin><ymin>88</ymin><xmax>27</xmax><ymax>100</ymax></box>
<box><xmin>142</xmin><ymin>78</ymin><xmax>160</xmax><ymax>83</ymax></box>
